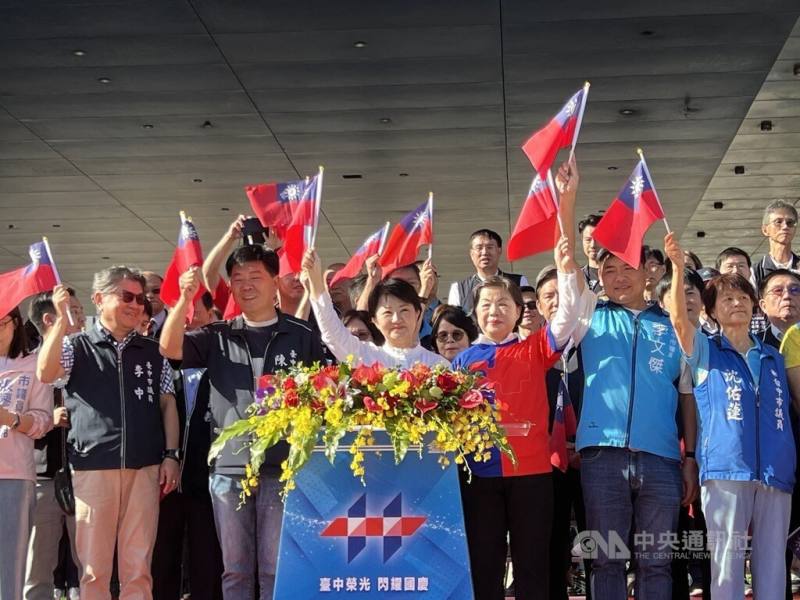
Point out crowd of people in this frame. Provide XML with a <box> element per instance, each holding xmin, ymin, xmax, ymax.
<box><xmin>1</xmin><ymin>156</ymin><xmax>799</xmax><ymax>600</ymax></box>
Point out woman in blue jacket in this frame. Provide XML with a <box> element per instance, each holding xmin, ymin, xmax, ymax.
<box><xmin>665</xmin><ymin>233</ymin><xmax>795</xmax><ymax>599</ymax></box>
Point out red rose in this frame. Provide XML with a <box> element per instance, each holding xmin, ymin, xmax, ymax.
<box><xmin>363</xmin><ymin>396</ymin><xmax>382</xmax><ymax>412</ymax></box>
<box><xmin>414</xmin><ymin>399</ymin><xmax>438</xmax><ymax>415</ymax></box>
<box><xmin>458</xmin><ymin>389</ymin><xmax>484</xmax><ymax>409</ymax></box>
<box><xmin>436</xmin><ymin>372</ymin><xmax>459</xmax><ymax>394</ymax></box>
<box><xmin>284</xmin><ymin>377</ymin><xmax>297</xmax><ymax>391</ymax></box>
<box><xmin>284</xmin><ymin>390</ymin><xmax>300</xmax><ymax>408</ymax></box>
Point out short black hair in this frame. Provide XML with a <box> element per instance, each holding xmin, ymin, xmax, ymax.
<box><xmin>3</xmin><ymin>307</ymin><xmax>29</xmax><ymax>359</ymax></box>
<box><xmin>758</xmin><ymin>268</ymin><xmax>800</xmax><ymax>297</ymax></box>
<box><xmin>469</xmin><ymin>229</ymin><xmax>503</xmax><ymax>248</ymax></box>
<box><xmin>703</xmin><ymin>274</ymin><xmax>757</xmax><ymax>323</ymax></box>
<box><xmin>655</xmin><ymin>268</ymin><xmax>705</xmax><ymax>303</ymax></box>
<box><xmin>715</xmin><ymin>247</ymin><xmax>751</xmax><ymax>270</ymax></box>
<box><xmin>684</xmin><ymin>250</ymin><xmax>703</xmax><ymax>270</ymax></box>
<box><xmin>387</xmin><ymin>263</ymin><xmax>420</xmax><ymax>280</ymax></box>
<box><xmin>367</xmin><ymin>278</ymin><xmax>423</xmax><ymax>318</ymax></box>
<box><xmin>225</xmin><ymin>244</ymin><xmax>280</xmax><ymax>277</ymax></box>
<box><xmin>342</xmin><ymin>309</ymin><xmax>385</xmax><ymax>345</ymax></box>
<box><xmin>597</xmin><ymin>247</ymin><xmax>646</xmax><ymax>269</ymax></box>
<box><xmin>578</xmin><ymin>214</ymin><xmax>602</xmax><ymax>234</ymax></box>
<box><xmin>643</xmin><ymin>247</ymin><xmax>665</xmax><ymax>265</ymax></box>
<box><xmin>28</xmin><ymin>288</ymin><xmax>76</xmax><ymax>334</ymax></box>
<box><xmin>519</xmin><ymin>285</ymin><xmax>536</xmax><ymax>296</ymax></box>
<box><xmin>430</xmin><ymin>304</ymin><xmax>479</xmax><ymax>352</ymax></box>
<box><xmin>199</xmin><ymin>291</ymin><xmax>214</xmax><ymax>311</ymax></box>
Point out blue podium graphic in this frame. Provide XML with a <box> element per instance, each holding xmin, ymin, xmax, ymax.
<box><xmin>274</xmin><ymin>433</ymin><xmax>473</xmax><ymax>598</ymax></box>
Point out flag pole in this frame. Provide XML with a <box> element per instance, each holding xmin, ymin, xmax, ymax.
<box><xmin>546</xmin><ymin>170</ymin><xmax>565</xmax><ymax>236</ymax></box>
<box><xmin>426</xmin><ymin>191</ymin><xmax>434</xmax><ymax>261</ymax></box>
<box><xmin>378</xmin><ymin>221</ymin><xmax>390</xmax><ymax>255</ymax></box>
<box><xmin>42</xmin><ymin>236</ymin><xmax>75</xmax><ymax>327</ymax></box>
<box><xmin>636</xmin><ymin>148</ymin><xmax>671</xmax><ymax>234</ymax></box>
<box><xmin>310</xmin><ymin>166</ymin><xmax>324</xmax><ymax>248</ymax></box>
<box><xmin>568</xmin><ymin>81</ymin><xmax>591</xmax><ymax>162</ymax></box>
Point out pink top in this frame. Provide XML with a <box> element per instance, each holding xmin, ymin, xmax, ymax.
<box><xmin>0</xmin><ymin>352</ymin><xmax>53</xmax><ymax>481</ymax></box>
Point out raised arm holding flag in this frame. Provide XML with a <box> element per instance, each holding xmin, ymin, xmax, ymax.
<box><xmin>0</xmin><ymin>239</ymin><xmax>61</xmax><ymax>320</ymax></box>
<box><xmin>329</xmin><ymin>222</ymin><xmax>390</xmax><ymax>288</ymax></box>
<box><xmin>378</xmin><ymin>198</ymin><xmax>433</xmax><ymax>273</ymax></box>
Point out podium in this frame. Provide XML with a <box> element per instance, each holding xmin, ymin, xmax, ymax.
<box><xmin>273</xmin><ymin>431</ymin><xmax>474</xmax><ymax>599</ymax></box>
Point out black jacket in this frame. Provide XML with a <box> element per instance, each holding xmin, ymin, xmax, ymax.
<box><xmin>64</xmin><ymin>329</ymin><xmax>166</xmax><ymax>471</ymax></box>
<box><xmin>181</xmin><ymin>312</ymin><xmax>326</xmax><ymax>476</ymax></box>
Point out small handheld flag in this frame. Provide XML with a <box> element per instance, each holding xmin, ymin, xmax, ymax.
<box><xmin>281</xmin><ymin>170</ymin><xmax>322</xmax><ymax>274</ymax></box>
<box><xmin>0</xmin><ymin>240</ymin><xmax>60</xmax><ymax>320</ymax></box>
<box><xmin>522</xmin><ymin>83</ymin><xmax>589</xmax><ymax>175</ymax></box>
<box><xmin>378</xmin><ymin>199</ymin><xmax>433</xmax><ymax>273</ymax></box>
<box><xmin>507</xmin><ymin>171</ymin><xmax>560</xmax><ymax>261</ymax></box>
<box><xmin>591</xmin><ymin>150</ymin><xmax>666</xmax><ymax>268</ymax></box>
<box><xmin>330</xmin><ymin>222</ymin><xmax>390</xmax><ymax>288</ymax></box>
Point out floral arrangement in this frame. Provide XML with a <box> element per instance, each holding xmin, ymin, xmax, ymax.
<box><xmin>209</xmin><ymin>358</ymin><xmax>515</xmax><ymax>500</ymax></box>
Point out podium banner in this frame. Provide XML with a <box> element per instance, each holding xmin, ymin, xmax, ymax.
<box><xmin>274</xmin><ymin>432</ymin><xmax>473</xmax><ymax>599</ymax></box>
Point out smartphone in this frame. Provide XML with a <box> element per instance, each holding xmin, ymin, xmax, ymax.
<box><xmin>242</xmin><ymin>217</ymin><xmax>268</xmax><ymax>246</ymax></box>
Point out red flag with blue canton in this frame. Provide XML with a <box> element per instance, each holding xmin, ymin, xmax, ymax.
<box><xmin>161</xmin><ymin>219</ymin><xmax>204</xmax><ymax>309</ymax></box>
<box><xmin>281</xmin><ymin>174</ymin><xmax>320</xmax><ymax>274</ymax></box>
<box><xmin>591</xmin><ymin>159</ymin><xmax>665</xmax><ymax>268</ymax></box>
<box><xmin>246</xmin><ymin>179</ymin><xmax>310</xmax><ymax>239</ymax></box>
<box><xmin>378</xmin><ymin>200</ymin><xmax>433</xmax><ymax>272</ymax></box>
<box><xmin>330</xmin><ymin>224</ymin><xmax>388</xmax><ymax>288</ymax></box>
<box><xmin>507</xmin><ymin>171</ymin><xmax>560</xmax><ymax>260</ymax></box>
<box><xmin>550</xmin><ymin>375</ymin><xmax>578</xmax><ymax>472</ymax></box>
<box><xmin>0</xmin><ymin>241</ymin><xmax>59</xmax><ymax>318</ymax></box>
<box><xmin>522</xmin><ymin>87</ymin><xmax>586</xmax><ymax>175</ymax></box>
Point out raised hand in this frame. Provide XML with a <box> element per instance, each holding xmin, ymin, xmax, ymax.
<box><xmin>179</xmin><ymin>267</ymin><xmax>201</xmax><ymax>302</ymax></box>
<box><xmin>664</xmin><ymin>232</ymin><xmax>685</xmax><ymax>270</ymax></box>
<box><xmin>51</xmin><ymin>284</ymin><xmax>72</xmax><ymax>323</ymax></box>
<box><xmin>364</xmin><ymin>254</ymin><xmax>382</xmax><ymax>283</ymax></box>
<box><xmin>301</xmin><ymin>248</ymin><xmax>325</xmax><ymax>299</ymax></box>
<box><xmin>225</xmin><ymin>215</ymin><xmax>247</xmax><ymax>242</ymax></box>
<box><xmin>419</xmin><ymin>258</ymin><xmax>438</xmax><ymax>299</ymax></box>
<box><xmin>554</xmin><ymin>235</ymin><xmax>577</xmax><ymax>273</ymax></box>
<box><xmin>555</xmin><ymin>155</ymin><xmax>579</xmax><ymax>197</ymax></box>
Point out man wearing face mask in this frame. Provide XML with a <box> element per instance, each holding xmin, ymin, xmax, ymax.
<box><xmin>37</xmin><ymin>269</ymin><xmax>180</xmax><ymax>600</ymax></box>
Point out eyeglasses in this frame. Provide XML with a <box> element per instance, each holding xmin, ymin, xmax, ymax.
<box><xmin>436</xmin><ymin>330</ymin><xmax>466</xmax><ymax>343</ymax></box>
<box><xmin>770</xmin><ymin>218</ymin><xmax>797</xmax><ymax>228</ymax></box>
<box><xmin>114</xmin><ymin>290</ymin><xmax>147</xmax><ymax>305</ymax></box>
<box><xmin>523</xmin><ymin>301</ymin><xmax>537</xmax><ymax>311</ymax></box>
<box><xmin>146</xmin><ymin>287</ymin><xmax>161</xmax><ymax>295</ymax></box>
<box><xmin>765</xmin><ymin>285</ymin><xmax>800</xmax><ymax>298</ymax></box>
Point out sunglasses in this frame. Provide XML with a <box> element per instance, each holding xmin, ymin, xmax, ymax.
<box><xmin>523</xmin><ymin>301</ymin><xmax>537</xmax><ymax>311</ymax></box>
<box><xmin>114</xmin><ymin>290</ymin><xmax>147</xmax><ymax>305</ymax></box>
<box><xmin>147</xmin><ymin>287</ymin><xmax>161</xmax><ymax>295</ymax></box>
<box><xmin>436</xmin><ymin>330</ymin><xmax>466</xmax><ymax>343</ymax></box>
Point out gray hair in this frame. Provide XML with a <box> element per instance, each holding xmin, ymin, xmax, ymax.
<box><xmin>763</xmin><ymin>200</ymin><xmax>798</xmax><ymax>225</ymax></box>
<box><xmin>92</xmin><ymin>266</ymin><xmax>146</xmax><ymax>295</ymax></box>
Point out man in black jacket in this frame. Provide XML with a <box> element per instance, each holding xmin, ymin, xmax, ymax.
<box><xmin>37</xmin><ymin>268</ymin><xmax>180</xmax><ymax>600</ymax></box>
<box><xmin>160</xmin><ymin>244</ymin><xmax>326</xmax><ymax>600</ymax></box>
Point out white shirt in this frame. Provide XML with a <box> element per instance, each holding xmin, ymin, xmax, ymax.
<box><xmin>309</xmin><ymin>292</ymin><xmax>449</xmax><ymax>368</ymax></box>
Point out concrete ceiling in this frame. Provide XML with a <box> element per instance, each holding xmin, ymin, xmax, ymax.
<box><xmin>1</xmin><ymin>0</ymin><xmax>799</xmax><ymax>301</ymax></box>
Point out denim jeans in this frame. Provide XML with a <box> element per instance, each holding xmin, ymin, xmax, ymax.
<box><xmin>0</xmin><ymin>479</ymin><xmax>35</xmax><ymax>600</ymax></box>
<box><xmin>209</xmin><ymin>472</ymin><xmax>283</xmax><ymax>600</ymax></box>
<box><xmin>580</xmin><ymin>447</ymin><xmax>682</xmax><ymax>600</ymax></box>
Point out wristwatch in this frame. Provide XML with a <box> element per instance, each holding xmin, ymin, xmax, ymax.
<box><xmin>162</xmin><ymin>448</ymin><xmax>181</xmax><ymax>462</ymax></box>
<box><xmin>9</xmin><ymin>413</ymin><xmax>20</xmax><ymax>430</ymax></box>
<box><xmin>684</xmin><ymin>450</ymin><xmax>696</xmax><ymax>460</ymax></box>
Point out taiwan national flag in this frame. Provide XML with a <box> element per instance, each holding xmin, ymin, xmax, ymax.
<box><xmin>592</xmin><ymin>158</ymin><xmax>665</xmax><ymax>268</ymax></box>
<box><xmin>0</xmin><ymin>240</ymin><xmax>59</xmax><ymax>319</ymax></box>
<box><xmin>522</xmin><ymin>86</ymin><xmax>587</xmax><ymax>175</ymax></box>
<box><xmin>161</xmin><ymin>219</ymin><xmax>204</xmax><ymax>309</ymax></box>
<box><xmin>507</xmin><ymin>171</ymin><xmax>560</xmax><ymax>261</ymax></box>
<box><xmin>330</xmin><ymin>223</ymin><xmax>390</xmax><ymax>288</ymax></box>
<box><xmin>246</xmin><ymin>179</ymin><xmax>312</xmax><ymax>239</ymax></box>
<box><xmin>281</xmin><ymin>174</ymin><xmax>321</xmax><ymax>274</ymax></box>
<box><xmin>378</xmin><ymin>199</ymin><xmax>433</xmax><ymax>272</ymax></box>
<box><xmin>550</xmin><ymin>376</ymin><xmax>578</xmax><ymax>473</ymax></box>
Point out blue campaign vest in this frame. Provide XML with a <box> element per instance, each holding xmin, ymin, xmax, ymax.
<box><xmin>577</xmin><ymin>302</ymin><xmax>683</xmax><ymax>459</ymax></box>
<box><xmin>694</xmin><ymin>335</ymin><xmax>796</xmax><ymax>493</ymax></box>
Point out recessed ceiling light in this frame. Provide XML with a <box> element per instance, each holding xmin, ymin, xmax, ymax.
<box><xmin>793</xmin><ymin>63</ymin><xmax>800</xmax><ymax>77</ymax></box>
<box><xmin>142</xmin><ymin>123</ymin><xmax>154</xmax><ymax>129</ymax></box>
<box><xmin>342</xmin><ymin>174</ymin><xmax>363</xmax><ymax>179</ymax></box>
<box><xmin>607</xmin><ymin>166</ymin><xmax>618</xmax><ymax>171</ymax></box>
<box><xmin>193</xmin><ymin>178</ymin><xmax>203</xmax><ymax>183</ymax></box>
<box><xmin>353</xmin><ymin>41</ymin><xmax>367</xmax><ymax>48</ymax></box>
<box><xmin>379</xmin><ymin>117</ymin><xmax>392</xmax><ymax>124</ymax></box>
<box><xmin>72</xmin><ymin>49</ymin><xmax>86</xmax><ymax>57</ymax></box>
<box><xmin>202</xmin><ymin>120</ymin><xmax>213</xmax><ymax>128</ymax></box>
<box><xmin>7</xmin><ymin>224</ymin><xmax>14</xmax><ymax>229</ymax></box>
<box><xmin>760</xmin><ymin>120</ymin><xmax>773</xmax><ymax>132</ymax></box>
<box><xmin>640</xmin><ymin>30</ymin><xmax>655</xmax><ymax>36</ymax></box>
<box><xmin>97</xmin><ymin>77</ymin><xmax>111</xmax><ymax>84</ymax></box>
<box><xmin>734</xmin><ymin>165</ymin><xmax>745</xmax><ymax>175</ymax></box>
<box><xmin>220</xmin><ymin>207</ymin><xmax>230</xmax><ymax>211</ymax></box>
<box><xmin>52</xmin><ymin>224</ymin><xmax>61</xmax><ymax>228</ymax></box>
<box><xmin>619</xmin><ymin>108</ymin><xmax>637</xmax><ymax>116</ymax></box>
<box><xmin>101</xmin><ymin>256</ymin><xmax>110</xmax><ymax>260</ymax></box>
<box><xmin>398</xmin><ymin>173</ymin><xmax>409</xmax><ymax>177</ymax></box>
<box><xmin>713</xmin><ymin>201</ymin><xmax>725</xmax><ymax>209</ymax></box>
<box><xmin>696</xmin><ymin>231</ymin><xmax>706</xmax><ymax>238</ymax></box>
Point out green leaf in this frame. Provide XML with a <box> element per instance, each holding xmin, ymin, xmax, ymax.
<box><xmin>249</xmin><ymin>427</ymin><xmax>286</xmax><ymax>474</ymax></box>
<box><xmin>207</xmin><ymin>419</ymin><xmax>254</xmax><ymax>465</ymax></box>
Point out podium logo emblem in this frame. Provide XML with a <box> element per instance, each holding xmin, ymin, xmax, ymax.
<box><xmin>321</xmin><ymin>493</ymin><xmax>426</xmax><ymax>563</ymax></box>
